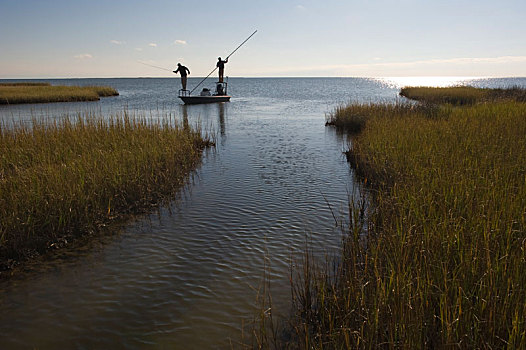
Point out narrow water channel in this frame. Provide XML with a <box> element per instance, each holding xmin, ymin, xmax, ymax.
<box><xmin>1</xmin><ymin>77</ymin><xmax>500</xmax><ymax>349</ymax></box>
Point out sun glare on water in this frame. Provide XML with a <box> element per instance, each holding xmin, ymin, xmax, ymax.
<box><xmin>375</xmin><ymin>76</ymin><xmax>482</xmax><ymax>89</ymax></box>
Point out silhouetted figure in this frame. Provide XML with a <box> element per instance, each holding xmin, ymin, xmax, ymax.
<box><xmin>216</xmin><ymin>57</ymin><xmax>228</xmax><ymax>83</ymax></box>
<box><xmin>173</xmin><ymin>63</ymin><xmax>190</xmax><ymax>90</ymax></box>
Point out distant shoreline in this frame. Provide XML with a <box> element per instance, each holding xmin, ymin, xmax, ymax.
<box><xmin>3</xmin><ymin>76</ymin><xmax>525</xmax><ymax>80</ymax></box>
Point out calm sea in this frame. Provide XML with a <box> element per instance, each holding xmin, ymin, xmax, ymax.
<box><xmin>1</xmin><ymin>77</ymin><xmax>525</xmax><ymax>349</ymax></box>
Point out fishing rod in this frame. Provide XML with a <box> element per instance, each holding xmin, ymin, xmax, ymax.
<box><xmin>190</xmin><ymin>30</ymin><xmax>257</xmax><ymax>94</ymax></box>
<box><xmin>137</xmin><ymin>60</ymin><xmax>173</xmax><ymax>72</ymax></box>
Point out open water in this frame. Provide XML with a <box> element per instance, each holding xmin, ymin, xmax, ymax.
<box><xmin>1</xmin><ymin>77</ymin><xmax>525</xmax><ymax>349</ymax></box>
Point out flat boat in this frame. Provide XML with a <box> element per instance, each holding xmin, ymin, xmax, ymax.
<box><xmin>179</xmin><ymin>95</ymin><xmax>231</xmax><ymax>104</ymax></box>
<box><xmin>179</xmin><ymin>82</ymin><xmax>230</xmax><ymax>105</ymax></box>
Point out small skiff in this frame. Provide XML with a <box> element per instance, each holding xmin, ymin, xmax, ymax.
<box><xmin>178</xmin><ymin>82</ymin><xmax>230</xmax><ymax>104</ymax></box>
<box><xmin>179</xmin><ymin>95</ymin><xmax>231</xmax><ymax>104</ymax></box>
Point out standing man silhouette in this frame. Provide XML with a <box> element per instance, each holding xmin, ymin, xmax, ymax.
<box><xmin>173</xmin><ymin>63</ymin><xmax>190</xmax><ymax>90</ymax></box>
<box><xmin>216</xmin><ymin>57</ymin><xmax>228</xmax><ymax>83</ymax></box>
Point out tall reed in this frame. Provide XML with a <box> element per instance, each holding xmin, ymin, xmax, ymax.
<box><xmin>288</xmin><ymin>99</ymin><xmax>526</xmax><ymax>348</ymax></box>
<box><xmin>0</xmin><ymin>113</ymin><xmax>211</xmax><ymax>269</ymax></box>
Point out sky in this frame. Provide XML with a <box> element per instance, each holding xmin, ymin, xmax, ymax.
<box><xmin>1</xmin><ymin>0</ymin><xmax>525</xmax><ymax>78</ymax></box>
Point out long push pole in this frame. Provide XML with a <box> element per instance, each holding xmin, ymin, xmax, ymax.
<box><xmin>190</xmin><ymin>30</ymin><xmax>257</xmax><ymax>94</ymax></box>
<box><xmin>225</xmin><ymin>29</ymin><xmax>258</xmax><ymax>61</ymax></box>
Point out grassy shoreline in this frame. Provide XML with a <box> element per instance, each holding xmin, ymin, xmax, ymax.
<box><xmin>400</xmin><ymin>85</ymin><xmax>526</xmax><ymax>105</ymax></box>
<box><xmin>277</xmin><ymin>87</ymin><xmax>526</xmax><ymax>348</ymax></box>
<box><xmin>0</xmin><ymin>82</ymin><xmax>119</xmax><ymax>104</ymax></box>
<box><xmin>0</xmin><ymin>114</ymin><xmax>211</xmax><ymax>273</ymax></box>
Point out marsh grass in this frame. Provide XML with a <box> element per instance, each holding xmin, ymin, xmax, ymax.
<box><xmin>0</xmin><ymin>113</ymin><xmax>211</xmax><ymax>270</ymax></box>
<box><xmin>0</xmin><ymin>83</ymin><xmax>119</xmax><ymax>104</ymax></box>
<box><xmin>86</xmin><ymin>85</ymin><xmax>120</xmax><ymax>97</ymax></box>
<box><xmin>0</xmin><ymin>82</ymin><xmax>51</xmax><ymax>87</ymax></box>
<box><xmin>325</xmin><ymin>102</ymin><xmax>443</xmax><ymax>134</ymax></box>
<box><xmin>286</xmin><ymin>99</ymin><xmax>526</xmax><ymax>348</ymax></box>
<box><xmin>400</xmin><ymin>85</ymin><xmax>526</xmax><ymax>105</ymax></box>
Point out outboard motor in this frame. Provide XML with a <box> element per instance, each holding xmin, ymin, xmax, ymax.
<box><xmin>215</xmin><ymin>83</ymin><xmax>225</xmax><ymax>96</ymax></box>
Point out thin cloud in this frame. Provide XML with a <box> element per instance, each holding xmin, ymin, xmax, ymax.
<box><xmin>74</xmin><ymin>54</ymin><xmax>93</xmax><ymax>59</ymax></box>
<box><xmin>296</xmin><ymin>5</ymin><xmax>306</xmax><ymax>11</ymax></box>
<box><xmin>377</xmin><ymin>55</ymin><xmax>526</xmax><ymax>67</ymax></box>
<box><xmin>148</xmin><ymin>43</ymin><xmax>157</xmax><ymax>47</ymax></box>
<box><xmin>135</xmin><ymin>47</ymin><xmax>143</xmax><ymax>52</ymax></box>
<box><xmin>174</xmin><ymin>40</ymin><xmax>187</xmax><ymax>45</ymax></box>
<box><xmin>110</xmin><ymin>40</ymin><xmax>125</xmax><ymax>45</ymax></box>
<box><xmin>420</xmin><ymin>56</ymin><xmax>526</xmax><ymax>65</ymax></box>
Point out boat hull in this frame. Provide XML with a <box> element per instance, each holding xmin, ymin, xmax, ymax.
<box><xmin>179</xmin><ymin>95</ymin><xmax>231</xmax><ymax>104</ymax></box>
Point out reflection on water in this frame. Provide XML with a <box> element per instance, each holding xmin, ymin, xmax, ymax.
<box><xmin>182</xmin><ymin>104</ymin><xmax>189</xmax><ymax>130</ymax></box>
<box><xmin>376</xmin><ymin>76</ymin><xmax>479</xmax><ymax>88</ymax></box>
<box><xmin>218</xmin><ymin>103</ymin><xmax>226</xmax><ymax>138</ymax></box>
<box><xmin>1</xmin><ymin>77</ymin><xmax>525</xmax><ymax>349</ymax></box>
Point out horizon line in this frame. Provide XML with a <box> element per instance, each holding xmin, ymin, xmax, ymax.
<box><xmin>2</xmin><ymin>75</ymin><xmax>526</xmax><ymax>80</ymax></box>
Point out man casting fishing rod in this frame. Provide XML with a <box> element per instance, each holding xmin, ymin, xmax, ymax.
<box><xmin>173</xmin><ymin>63</ymin><xmax>190</xmax><ymax>90</ymax></box>
<box><xmin>138</xmin><ymin>30</ymin><xmax>257</xmax><ymax>98</ymax></box>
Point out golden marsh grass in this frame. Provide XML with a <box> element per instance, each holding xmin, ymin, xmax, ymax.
<box><xmin>325</xmin><ymin>102</ymin><xmax>440</xmax><ymax>134</ymax></box>
<box><xmin>0</xmin><ymin>113</ymin><xmax>211</xmax><ymax>270</ymax></box>
<box><xmin>400</xmin><ymin>85</ymin><xmax>526</xmax><ymax>105</ymax></box>
<box><xmin>0</xmin><ymin>82</ymin><xmax>51</xmax><ymax>87</ymax></box>
<box><xmin>286</xmin><ymin>91</ymin><xmax>526</xmax><ymax>348</ymax></box>
<box><xmin>0</xmin><ymin>83</ymin><xmax>119</xmax><ymax>104</ymax></box>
